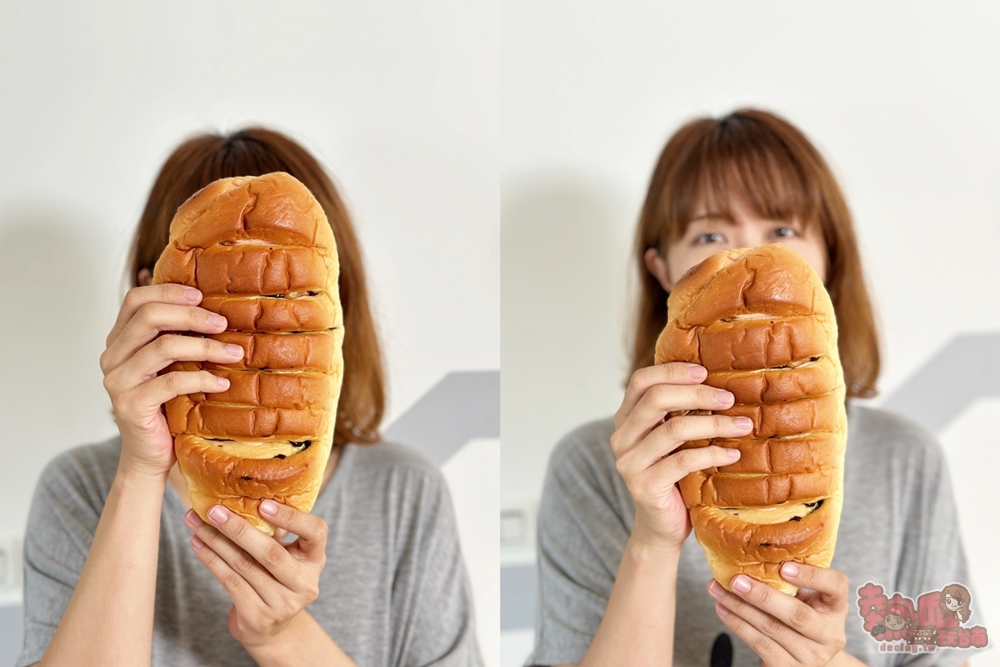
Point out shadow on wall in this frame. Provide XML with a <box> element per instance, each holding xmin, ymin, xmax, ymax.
<box><xmin>501</xmin><ymin>175</ymin><xmax>631</xmax><ymax>478</ymax></box>
<box><xmin>0</xmin><ymin>207</ymin><xmax>107</xmax><ymax>531</ymax></box>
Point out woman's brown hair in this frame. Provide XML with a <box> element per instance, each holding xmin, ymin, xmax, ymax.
<box><xmin>126</xmin><ymin>127</ymin><xmax>385</xmax><ymax>446</ymax></box>
<box><xmin>630</xmin><ymin>109</ymin><xmax>880</xmax><ymax>399</ymax></box>
<box><xmin>939</xmin><ymin>584</ymin><xmax>972</xmax><ymax>624</ymax></box>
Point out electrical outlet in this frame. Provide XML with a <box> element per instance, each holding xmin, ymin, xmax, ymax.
<box><xmin>0</xmin><ymin>536</ymin><xmax>18</xmax><ymax>590</ymax></box>
<box><xmin>500</xmin><ymin>498</ymin><xmax>537</xmax><ymax>551</ymax></box>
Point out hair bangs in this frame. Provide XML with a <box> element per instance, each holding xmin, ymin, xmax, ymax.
<box><xmin>667</xmin><ymin>117</ymin><xmax>823</xmax><ymax>242</ymax></box>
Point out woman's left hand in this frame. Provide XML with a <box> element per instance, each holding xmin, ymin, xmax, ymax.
<box><xmin>708</xmin><ymin>562</ymin><xmax>850</xmax><ymax>667</ymax></box>
<box><xmin>185</xmin><ymin>499</ymin><xmax>328</xmax><ymax>650</ymax></box>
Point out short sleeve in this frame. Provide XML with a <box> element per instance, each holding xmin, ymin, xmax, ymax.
<box><xmin>528</xmin><ymin>421</ymin><xmax>632</xmax><ymax>667</ymax></box>
<box><xmin>17</xmin><ymin>447</ymin><xmax>113</xmax><ymax>667</ymax></box>
<box><xmin>390</xmin><ymin>464</ymin><xmax>483</xmax><ymax>667</ymax></box>
<box><xmin>894</xmin><ymin>429</ymin><xmax>979</xmax><ymax>667</ymax></box>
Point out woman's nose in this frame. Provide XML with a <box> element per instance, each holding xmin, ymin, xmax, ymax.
<box><xmin>729</xmin><ymin>228</ymin><xmax>757</xmax><ymax>250</ymax></box>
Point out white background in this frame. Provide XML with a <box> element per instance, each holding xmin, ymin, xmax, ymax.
<box><xmin>502</xmin><ymin>2</ymin><xmax>999</xmax><ymax>665</ymax></box>
<box><xmin>0</xmin><ymin>2</ymin><xmax>499</xmax><ymax>665</ymax></box>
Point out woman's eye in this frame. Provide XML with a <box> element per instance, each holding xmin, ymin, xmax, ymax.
<box><xmin>695</xmin><ymin>232</ymin><xmax>725</xmax><ymax>244</ymax></box>
<box><xmin>771</xmin><ymin>227</ymin><xmax>797</xmax><ymax>238</ymax></box>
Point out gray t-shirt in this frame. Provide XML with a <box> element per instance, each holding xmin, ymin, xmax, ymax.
<box><xmin>18</xmin><ymin>436</ymin><xmax>482</xmax><ymax>667</ymax></box>
<box><xmin>529</xmin><ymin>405</ymin><xmax>980</xmax><ymax>667</ymax></box>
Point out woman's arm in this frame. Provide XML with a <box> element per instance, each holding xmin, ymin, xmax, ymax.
<box><xmin>577</xmin><ymin>538</ymin><xmax>682</xmax><ymax>667</ymax></box>
<box><xmin>244</xmin><ymin>611</ymin><xmax>354</xmax><ymax>667</ymax></box>
<box><xmin>37</xmin><ymin>462</ymin><xmax>167</xmax><ymax>667</ymax></box>
<box><xmin>531</xmin><ymin>363</ymin><xmax>752</xmax><ymax>667</ymax></box>
<box><xmin>33</xmin><ymin>283</ymin><xmax>238</xmax><ymax>666</ymax></box>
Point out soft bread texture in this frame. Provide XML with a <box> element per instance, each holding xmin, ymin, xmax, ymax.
<box><xmin>654</xmin><ymin>244</ymin><xmax>847</xmax><ymax>595</ymax></box>
<box><xmin>152</xmin><ymin>172</ymin><xmax>343</xmax><ymax>535</ymax></box>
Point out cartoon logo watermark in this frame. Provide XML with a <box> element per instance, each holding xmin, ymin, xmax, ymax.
<box><xmin>857</xmin><ymin>582</ymin><xmax>989</xmax><ymax>654</ymax></box>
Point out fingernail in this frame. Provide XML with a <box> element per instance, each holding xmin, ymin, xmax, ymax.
<box><xmin>209</xmin><ymin>314</ymin><xmax>227</xmax><ymax>328</ymax></box>
<box><xmin>190</xmin><ymin>535</ymin><xmax>204</xmax><ymax>550</ymax></box>
<box><xmin>727</xmin><ymin>448</ymin><xmax>741</xmax><ymax>460</ymax></box>
<box><xmin>734</xmin><ymin>417</ymin><xmax>753</xmax><ymax>431</ymax></box>
<box><xmin>709</xmin><ymin>579</ymin><xmax>724</xmax><ymax>597</ymax></box>
<box><xmin>185</xmin><ymin>288</ymin><xmax>202</xmax><ymax>303</ymax></box>
<box><xmin>715</xmin><ymin>603</ymin><xmax>730</xmax><ymax>617</ymax></box>
<box><xmin>208</xmin><ymin>506</ymin><xmax>228</xmax><ymax>525</ymax></box>
<box><xmin>716</xmin><ymin>390</ymin><xmax>733</xmax><ymax>405</ymax></box>
<box><xmin>225</xmin><ymin>344</ymin><xmax>243</xmax><ymax>358</ymax></box>
<box><xmin>185</xmin><ymin>509</ymin><xmax>203</xmax><ymax>527</ymax></box>
<box><xmin>217</xmin><ymin>376</ymin><xmax>230</xmax><ymax>389</ymax></box>
<box><xmin>732</xmin><ymin>575</ymin><xmax>751</xmax><ymax>594</ymax></box>
<box><xmin>259</xmin><ymin>499</ymin><xmax>278</xmax><ymax>515</ymax></box>
<box><xmin>689</xmin><ymin>365</ymin><xmax>708</xmax><ymax>380</ymax></box>
<box><xmin>781</xmin><ymin>562</ymin><xmax>799</xmax><ymax>579</ymax></box>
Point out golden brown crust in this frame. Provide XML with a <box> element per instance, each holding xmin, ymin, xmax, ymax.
<box><xmin>152</xmin><ymin>172</ymin><xmax>343</xmax><ymax>535</ymax></box>
<box><xmin>654</xmin><ymin>245</ymin><xmax>846</xmax><ymax>595</ymax></box>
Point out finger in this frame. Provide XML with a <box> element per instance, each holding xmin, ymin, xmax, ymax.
<box><xmin>780</xmin><ymin>562</ymin><xmax>850</xmax><ymax>613</ymax></box>
<box><xmin>711</xmin><ymin>584</ymin><xmax>799</xmax><ymax>666</ymax></box>
<box><xmin>615</xmin><ymin>414</ymin><xmax>751</xmax><ymax>479</ymax></box>
<box><xmin>612</xmin><ymin>384</ymin><xmax>737</xmax><ymax>458</ymax></box>
<box><xmin>189</xmin><ymin>532</ymin><xmax>267</xmax><ymax>612</ymax></box>
<box><xmin>201</xmin><ymin>505</ymin><xmax>305</xmax><ymax>591</ymax></box>
<box><xmin>631</xmin><ymin>445</ymin><xmax>743</xmax><ymax>498</ymax></box>
<box><xmin>106</xmin><ymin>284</ymin><xmax>204</xmax><ymax>351</ymax></box>
<box><xmin>712</xmin><ymin>576</ymin><xmax>821</xmax><ymax>654</ymax></box>
<box><xmin>111</xmin><ymin>370</ymin><xmax>230</xmax><ymax>422</ymax></box>
<box><xmin>107</xmin><ymin>333</ymin><xmax>243</xmax><ymax>391</ymax></box>
<box><xmin>103</xmin><ymin>301</ymin><xmax>229</xmax><ymax>373</ymax></box>
<box><xmin>616</xmin><ymin>363</ymin><xmax>709</xmax><ymax>427</ymax></box>
<box><xmin>258</xmin><ymin>499</ymin><xmax>329</xmax><ymax>560</ymax></box>
<box><xmin>186</xmin><ymin>510</ymin><xmax>290</xmax><ymax>609</ymax></box>
<box><xmin>624</xmin><ymin>444</ymin><xmax>740</xmax><ymax>509</ymax></box>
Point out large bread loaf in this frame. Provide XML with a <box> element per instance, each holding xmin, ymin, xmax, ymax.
<box><xmin>152</xmin><ymin>172</ymin><xmax>344</xmax><ymax>535</ymax></box>
<box><xmin>654</xmin><ymin>244</ymin><xmax>847</xmax><ymax>594</ymax></box>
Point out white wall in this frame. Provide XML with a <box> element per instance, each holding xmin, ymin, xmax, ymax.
<box><xmin>501</xmin><ymin>2</ymin><xmax>1000</xmax><ymax>665</ymax></box>
<box><xmin>0</xmin><ymin>2</ymin><xmax>498</xmax><ymax>664</ymax></box>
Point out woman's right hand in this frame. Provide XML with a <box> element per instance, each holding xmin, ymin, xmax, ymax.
<box><xmin>100</xmin><ymin>283</ymin><xmax>244</xmax><ymax>479</ymax></box>
<box><xmin>611</xmin><ymin>362</ymin><xmax>753</xmax><ymax>554</ymax></box>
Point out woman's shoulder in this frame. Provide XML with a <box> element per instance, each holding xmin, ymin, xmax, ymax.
<box><xmin>549</xmin><ymin>416</ymin><xmax>617</xmax><ymax>469</ymax></box>
<box><xmin>846</xmin><ymin>404</ymin><xmax>953</xmax><ymax>486</ymax></box>
<box><xmin>27</xmin><ymin>435</ymin><xmax>123</xmax><ymax>530</ymax></box>
<box><xmin>35</xmin><ymin>435</ymin><xmax>122</xmax><ymax>498</ymax></box>
<box><xmin>348</xmin><ymin>440</ymin><xmax>443</xmax><ymax>480</ymax></box>
<box><xmin>848</xmin><ymin>404</ymin><xmax>945</xmax><ymax>459</ymax></box>
<box><xmin>343</xmin><ymin>441</ymin><xmax>452</xmax><ymax>508</ymax></box>
<box><xmin>543</xmin><ymin>416</ymin><xmax>630</xmax><ymax>510</ymax></box>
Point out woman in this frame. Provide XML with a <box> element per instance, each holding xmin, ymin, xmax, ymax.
<box><xmin>939</xmin><ymin>584</ymin><xmax>973</xmax><ymax>625</ymax></box>
<box><xmin>18</xmin><ymin>128</ymin><xmax>482</xmax><ymax>667</ymax></box>
<box><xmin>528</xmin><ymin>110</ymin><xmax>974</xmax><ymax>667</ymax></box>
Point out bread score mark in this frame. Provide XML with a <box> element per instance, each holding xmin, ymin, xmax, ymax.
<box><xmin>202</xmin><ymin>437</ymin><xmax>314</xmax><ymax>460</ymax></box>
<box><xmin>719</xmin><ymin>499</ymin><xmax>825</xmax><ymax>524</ymax></box>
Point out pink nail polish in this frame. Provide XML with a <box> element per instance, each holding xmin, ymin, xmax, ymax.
<box><xmin>782</xmin><ymin>562</ymin><xmax>799</xmax><ymax>579</ymax></box>
<box><xmin>689</xmin><ymin>365</ymin><xmax>708</xmax><ymax>380</ymax></box>
<box><xmin>732</xmin><ymin>575</ymin><xmax>751</xmax><ymax>594</ymax></box>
